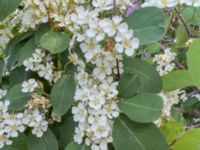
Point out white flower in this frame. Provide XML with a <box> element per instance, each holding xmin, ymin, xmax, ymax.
<box><xmin>72</xmin><ymin>103</ymin><xmax>87</xmax><ymax>123</ymax></box>
<box><xmin>32</xmin><ymin>120</ymin><xmax>48</xmax><ymax>137</ymax></box>
<box><xmin>0</xmin><ymin>89</ymin><xmax>7</xmax><ymax>99</ymax></box>
<box><xmin>89</xmin><ymin>94</ymin><xmax>105</xmax><ymax>110</ymax></box>
<box><xmin>21</xmin><ymin>79</ymin><xmax>38</xmax><ymax>93</ymax></box>
<box><xmin>22</xmin><ymin>109</ymin><xmax>43</xmax><ymax>127</ymax></box>
<box><xmin>93</xmin><ymin>62</ymin><xmax>112</xmax><ymax>80</ymax></box>
<box><xmin>92</xmin><ymin>0</ymin><xmax>113</xmax><ymax>11</ymax></box>
<box><xmin>115</xmin><ymin>30</ymin><xmax>139</xmax><ymax>56</ymax></box>
<box><xmin>74</xmin><ymin>127</ymin><xmax>84</xmax><ymax>144</ymax></box>
<box><xmin>38</xmin><ymin>62</ymin><xmax>53</xmax><ymax>82</ymax></box>
<box><xmin>0</xmin><ymin>135</ymin><xmax>12</xmax><ymax>149</ymax></box>
<box><xmin>155</xmin><ymin>90</ymin><xmax>186</xmax><ymax>126</ymax></box>
<box><xmin>153</xmin><ymin>48</ymin><xmax>176</xmax><ymax>76</ymax></box>
<box><xmin>0</xmin><ymin>100</ymin><xmax>10</xmax><ymax>113</ymax></box>
<box><xmin>80</xmin><ymin>39</ymin><xmax>101</xmax><ymax>61</ymax></box>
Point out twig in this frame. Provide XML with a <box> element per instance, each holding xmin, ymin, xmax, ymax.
<box><xmin>174</xmin><ymin>58</ymin><xmax>186</xmax><ymax>69</ymax></box>
<box><xmin>116</xmin><ymin>59</ymin><xmax>121</xmax><ymax>79</ymax></box>
<box><xmin>174</xmin><ymin>8</ymin><xmax>200</xmax><ymax>38</ymax></box>
<box><xmin>113</xmin><ymin>0</ymin><xmax>117</xmax><ymax>15</ymax></box>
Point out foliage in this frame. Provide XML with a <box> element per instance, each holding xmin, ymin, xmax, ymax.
<box><xmin>0</xmin><ymin>0</ymin><xmax>200</xmax><ymax>150</ymax></box>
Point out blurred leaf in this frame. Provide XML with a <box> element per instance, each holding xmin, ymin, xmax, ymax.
<box><xmin>176</xmin><ymin>25</ymin><xmax>189</xmax><ymax>47</ymax></box>
<box><xmin>182</xmin><ymin>6</ymin><xmax>200</xmax><ymax>26</ymax></box>
<box><xmin>160</xmin><ymin>120</ymin><xmax>185</xmax><ymax>143</ymax></box>
<box><xmin>187</xmin><ymin>39</ymin><xmax>200</xmax><ymax>88</ymax></box>
<box><xmin>0</xmin><ymin>0</ymin><xmax>22</xmax><ymax>21</ymax></box>
<box><xmin>162</xmin><ymin>70</ymin><xmax>195</xmax><ymax>91</ymax></box>
<box><xmin>173</xmin><ymin>128</ymin><xmax>200</xmax><ymax>150</ymax></box>
<box><xmin>144</xmin><ymin>43</ymin><xmax>162</xmax><ymax>54</ymax></box>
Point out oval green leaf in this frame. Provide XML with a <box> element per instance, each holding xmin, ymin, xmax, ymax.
<box><xmin>173</xmin><ymin>128</ymin><xmax>200</xmax><ymax>150</ymax></box>
<box><xmin>40</xmin><ymin>31</ymin><xmax>70</xmax><ymax>54</ymax></box>
<box><xmin>4</xmin><ymin>83</ymin><xmax>31</xmax><ymax>111</ymax></box>
<box><xmin>187</xmin><ymin>39</ymin><xmax>200</xmax><ymax>89</ymax></box>
<box><xmin>126</xmin><ymin>7</ymin><xmax>168</xmax><ymax>45</ymax></box>
<box><xmin>18</xmin><ymin>37</ymin><xmax>37</xmax><ymax>66</ymax></box>
<box><xmin>162</xmin><ymin>70</ymin><xmax>195</xmax><ymax>91</ymax></box>
<box><xmin>119</xmin><ymin>94</ymin><xmax>163</xmax><ymax>123</ymax></box>
<box><xmin>123</xmin><ymin>57</ymin><xmax>162</xmax><ymax>93</ymax></box>
<box><xmin>50</xmin><ymin>74</ymin><xmax>76</xmax><ymax>116</ymax></box>
<box><xmin>118</xmin><ymin>73</ymin><xmax>141</xmax><ymax>99</ymax></box>
<box><xmin>113</xmin><ymin>115</ymin><xmax>169</xmax><ymax>150</ymax></box>
<box><xmin>0</xmin><ymin>0</ymin><xmax>22</xmax><ymax>21</ymax></box>
<box><xmin>27</xmin><ymin>129</ymin><xmax>58</xmax><ymax>150</ymax></box>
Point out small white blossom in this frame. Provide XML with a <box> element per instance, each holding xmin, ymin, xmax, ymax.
<box><xmin>21</xmin><ymin>79</ymin><xmax>38</xmax><ymax>93</ymax></box>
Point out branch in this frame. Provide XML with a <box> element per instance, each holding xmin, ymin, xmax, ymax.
<box><xmin>174</xmin><ymin>8</ymin><xmax>200</xmax><ymax>38</ymax></box>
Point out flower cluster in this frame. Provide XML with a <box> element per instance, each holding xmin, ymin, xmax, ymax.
<box><xmin>23</xmin><ymin>48</ymin><xmax>54</xmax><ymax>82</ymax></box>
<box><xmin>142</xmin><ymin>0</ymin><xmax>200</xmax><ymax>8</ymax></box>
<box><xmin>21</xmin><ymin>0</ymin><xmax>48</xmax><ymax>29</ymax></box>
<box><xmin>64</xmin><ymin>3</ymin><xmax>139</xmax><ymax>149</ymax></box>
<box><xmin>155</xmin><ymin>90</ymin><xmax>187</xmax><ymax>126</ymax></box>
<box><xmin>22</xmin><ymin>79</ymin><xmax>39</xmax><ymax>93</ymax></box>
<box><xmin>0</xmin><ymin>18</ymin><xmax>14</xmax><ymax>55</ymax></box>
<box><xmin>153</xmin><ymin>48</ymin><xmax>177</xmax><ymax>76</ymax></box>
<box><xmin>0</xmin><ymin>91</ymin><xmax>52</xmax><ymax>148</ymax></box>
<box><xmin>71</xmin><ymin>57</ymin><xmax>120</xmax><ymax>150</ymax></box>
<box><xmin>0</xmin><ymin>1</ymin><xmax>140</xmax><ymax>149</ymax></box>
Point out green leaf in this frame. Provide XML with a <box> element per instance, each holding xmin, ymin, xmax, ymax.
<box><xmin>8</xmin><ymin>133</ymin><xmax>28</xmax><ymax>150</ymax></box>
<box><xmin>143</xmin><ymin>43</ymin><xmax>162</xmax><ymax>54</ymax></box>
<box><xmin>162</xmin><ymin>70</ymin><xmax>195</xmax><ymax>91</ymax></box>
<box><xmin>182</xmin><ymin>6</ymin><xmax>200</xmax><ymax>26</ymax></box>
<box><xmin>176</xmin><ymin>25</ymin><xmax>189</xmax><ymax>47</ymax></box>
<box><xmin>173</xmin><ymin>128</ymin><xmax>200</xmax><ymax>150</ymax></box>
<box><xmin>126</xmin><ymin>7</ymin><xmax>167</xmax><ymax>45</ymax></box>
<box><xmin>64</xmin><ymin>142</ymin><xmax>90</xmax><ymax>150</ymax></box>
<box><xmin>6</xmin><ymin>42</ymin><xmax>24</xmax><ymax>70</ymax></box>
<box><xmin>160</xmin><ymin>120</ymin><xmax>185</xmax><ymax>143</ymax></box>
<box><xmin>34</xmin><ymin>24</ymin><xmax>51</xmax><ymax>45</ymax></box>
<box><xmin>171</xmin><ymin>107</ymin><xmax>186</xmax><ymax>126</ymax></box>
<box><xmin>2</xmin><ymin>148</ymin><xmax>18</xmax><ymax>150</ymax></box>
<box><xmin>123</xmin><ymin>57</ymin><xmax>162</xmax><ymax>93</ymax></box>
<box><xmin>18</xmin><ymin>37</ymin><xmax>37</xmax><ymax>66</ymax></box>
<box><xmin>57</xmin><ymin>115</ymin><xmax>76</xmax><ymax>149</ymax></box>
<box><xmin>113</xmin><ymin>115</ymin><xmax>169</xmax><ymax>150</ymax></box>
<box><xmin>50</xmin><ymin>74</ymin><xmax>76</xmax><ymax>116</ymax></box>
<box><xmin>0</xmin><ymin>0</ymin><xmax>22</xmax><ymax>21</ymax></box>
<box><xmin>40</xmin><ymin>31</ymin><xmax>70</xmax><ymax>54</ymax></box>
<box><xmin>27</xmin><ymin>129</ymin><xmax>58</xmax><ymax>150</ymax></box>
<box><xmin>118</xmin><ymin>73</ymin><xmax>141</xmax><ymax>99</ymax></box>
<box><xmin>9</xmin><ymin>67</ymin><xmax>27</xmax><ymax>87</ymax></box>
<box><xmin>119</xmin><ymin>94</ymin><xmax>163</xmax><ymax>123</ymax></box>
<box><xmin>187</xmin><ymin>39</ymin><xmax>200</xmax><ymax>88</ymax></box>
<box><xmin>4</xmin><ymin>83</ymin><xmax>31</xmax><ymax>111</ymax></box>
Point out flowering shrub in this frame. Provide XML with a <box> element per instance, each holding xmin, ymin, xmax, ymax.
<box><xmin>1</xmin><ymin>0</ymin><xmax>200</xmax><ymax>150</ymax></box>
